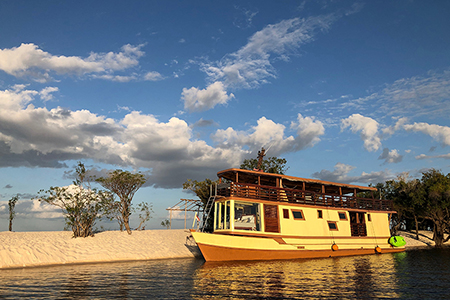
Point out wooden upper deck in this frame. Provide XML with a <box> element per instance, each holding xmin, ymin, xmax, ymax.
<box><xmin>216</xmin><ymin>168</ymin><xmax>393</xmax><ymax>211</ymax></box>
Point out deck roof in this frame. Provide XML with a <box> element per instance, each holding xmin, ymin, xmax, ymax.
<box><xmin>217</xmin><ymin>168</ymin><xmax>377</xmax><ymax>194</ymax></box>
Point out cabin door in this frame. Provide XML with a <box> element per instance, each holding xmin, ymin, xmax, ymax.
<box><xmin>349</xmin><ymin>212</ymin><xmax>367</xmax><ymax>236</ymax></box>
<box><xmin>264</xmin><ymin>204</ymin><xmax>279</xmax><ymax>233</ymax></box>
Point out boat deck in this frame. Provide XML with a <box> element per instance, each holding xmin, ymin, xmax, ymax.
<box><xmin>216</xmin><ymin>182</ymin><xmax>393</xmax><ymax>211</ymax></box>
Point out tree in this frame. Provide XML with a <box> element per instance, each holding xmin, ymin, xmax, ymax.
<box><xmin>183</xmin><ymin>178</ymin><xmax>219</xmax><ymax>232</ymax></box>
<box><xmin>240</xmin><ymin>156</ymin><xmax>288</xmax><ymax>174</ymax></box>
<box><xmin>8</xmin><ymin>195</ymin><xmax>19</xmax><ymax>231</ymax></box>
<box><xmin>134</xmin><ymin>202</ymin><xmax>153</xmax><ymax>230</ymax></box>
<box><xmin>38</xmin><ymin>162</ymin><xmax>113</xmax><ymax>238</ymax></box>
<box><xmin>387</xmin><ymin>169</ymin><xmax>450</xmax><ymax>247</ymax></box>
<box><xmin>418</xmin><ymin>169</ymin><xmax>450</xmax><ymax>247</ymax></box>
<box><xmin>182</xmin><ymin>178</ymin><xmax>219</xmax><ymax>205</ymax></box>
<box><xmin>97</xmin><ymin>170</ymin><xmax>147</xmax><ymax>234</ymax></box>
<box><xmin>161</xmin><ymin>219</ymin><xmax>171</xmax><ymax>229</ymax></box>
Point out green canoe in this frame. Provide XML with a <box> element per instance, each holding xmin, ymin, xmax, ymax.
<box><xmin>389</xmin><ymin>236</ymin><xmax>406</xmax><ymax>247</ymax></box>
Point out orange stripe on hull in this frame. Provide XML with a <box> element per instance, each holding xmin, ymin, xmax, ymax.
<box><xmin>197</xmin><ymin>243</ymin><xmax>405</xmax><ymax>262</ymax></box>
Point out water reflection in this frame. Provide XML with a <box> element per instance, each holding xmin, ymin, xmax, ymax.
<box><xmin>193</xmin><ymin>255</ymin><xmax>403</xmax><ymax>299</ymax></box>
<box><xmin>1</xmin><ymin>250</ymin><xmax>450</xmax><ymax>299</ymax></box>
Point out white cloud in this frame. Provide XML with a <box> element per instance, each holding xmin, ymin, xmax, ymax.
<box><xmin>212</xmin><ymin>114</ymin><xmax>324</xmax><ymax>155</ymax></box>
<box><xmin>0</xmin><ymin>43</ymin><xmax>145</xmax><ymax>82</ymax></box>
<box><xmin>346</xmin><ymin>70</ymin><xmax>450</xmax><ymax>117</ymax></box>
<box><xmin>312</xmin><ymin>163</ymin><xmax>393</xmax><ymax>184</ymax></box>
<box><xmin>201</xmin><ymin>14</ymin><xmax>338</xmax><ymax>90</ymax></box>
<box><xmin>144</xmin><ymin>71</ymin><xmax>164</xmax><ymax>81</ymax></box>
<box><xmin>0</xmin><ymin>199</ymin><xmax>62</xmax><ymax>219</ymax></box>
<box><xmin>39</xmin><ymin>87</ymin><xmax>59</xmax><ymax>102</ymax></box>
<box><xmin>404</xmin><ymin>122</ymin><xmax>450</xmax><ymax>146</ymax></box>
<box><xmin>0</xmin><ymin>86</ymin><xmax>327</xmax><ymax>188</ymax></box>
<box><xmin>378</xmin><ymin>148</ymin><xmax>403</xmax><ymax>164</ymax></box>
<box><xmin>341</xmin><ymin>114</ymin><xmax>381</xmax><ymax>152</ymax></box>
<box><xmin>381</xmin><ymin>117</ymin><xmax>408</xmax><ymax>137</ymax></box>
<box><xmin>182</xmin><ymin>81</ymin><xmax>234</xmax><ymax>112</ymax></box>
<box><xmin>416</xmin><ymin>153</ymin><xmax>450</xmax><ymax>160</ymax></box>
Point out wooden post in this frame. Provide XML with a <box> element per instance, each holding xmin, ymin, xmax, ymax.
<box><xmin>184</xmin><ymin>202</ymin><xmax>187</xmax><ymax>229</ymax></box>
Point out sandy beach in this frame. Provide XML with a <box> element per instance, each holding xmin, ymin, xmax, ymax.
<box><xmin>1</xmin><ymin>229</ymin><xmax>448</xmax><ymax>269</ymax></box>
<box><xmin>0</xmin><ymin>229</ymin><xmax>201</xmax><ymax>269</ymax></box>
<box><xmin>399</xmin><ymin>230</ymin><xmax>450</xmax><ymax>249</ymax></box>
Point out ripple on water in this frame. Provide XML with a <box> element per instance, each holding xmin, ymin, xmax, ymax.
<box><xmin>0</xmin><ymin>249</ymin><xmax>450</xmax><ymax>299</ymax></box>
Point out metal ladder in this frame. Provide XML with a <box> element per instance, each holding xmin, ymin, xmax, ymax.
<box><xmin>200</xmin><ymin>184</ymin><xmax>217</xmax><ymax>232</ymax></box>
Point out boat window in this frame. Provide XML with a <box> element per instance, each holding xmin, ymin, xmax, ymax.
<box><xmin>367</xmin><ymin>214</ymin><xmax>371</xmax><ymax>222</ymax></box>
<box><xmin>317</xmin><ymin>210</ymin><xmax>323</xmax><ymax>219</ymax></box>
<box><xmin>328</xmin><ymin>221</ymin><xmax>338</xmax><ymax>231</ymax></box>
<box><xmin>215</xmin><ymin>202</ymin><xmax>220</xmax><ymax>230</ymax></box>
<box><xmin>292</xmin><ymin>210</ymin><xmax>305</xmax><ymax>220</ymax></box>
<box><xmin>225</xmin><ymin>201</ymin><xmax>231</xmax><ymax>229</ymax></box>
<box><xmin>338</xmin><ymin>212</ymin><xmax>347</xmax><ymax>220</ymax></box>
<box><xmin>283</xmin><ymin>209</ymin><xmax>289</xmax><ymax>219</ymax></box>
<box><xmin>219</xmin><ymin>202</ymin><xmax>226</xmax><ymax>230</ymax></box>
<box><xmin>234</xmin><ymin>201</ymin><xmax>261</xmax><ymax>231</ymax></box>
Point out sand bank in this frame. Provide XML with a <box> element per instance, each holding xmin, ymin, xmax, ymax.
<box><xmin>0</xmin><ymin>229</ymin><xmax>201</xmax><ymax>269</ymax></box>
<box><xmin>1</xmin><ymin>229</ymin><xmax>447</xmax><ymax>269</ymax></box>
<box><xmin>399</xmin><ymin>230</ymin><xmax>449</xmax><ymax>249</ymax></box>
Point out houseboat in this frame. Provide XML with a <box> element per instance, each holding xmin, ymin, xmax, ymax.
<box><xmin>191</xmin><ymin>168</ymin><xmax>405</xmax><ymax>261</ymax></box>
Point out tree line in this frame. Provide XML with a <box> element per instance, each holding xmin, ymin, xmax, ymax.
<box><xmin>380</xmin><ymin>169</ymin><xmax>450</xmax><ymax>248</ymax></box>
<box><xmin>5</xmin><ymin>154</ymin><xmax>449</xmax><ymax>247</ymax></box>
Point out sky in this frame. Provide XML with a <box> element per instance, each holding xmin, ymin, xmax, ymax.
<box><xmin>0</xmin><ymin>0</ymin><xmax>449</xmax><ymax>232</ymax></box>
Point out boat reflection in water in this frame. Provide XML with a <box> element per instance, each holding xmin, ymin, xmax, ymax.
<box><xmin>193</xmin><ymin>253</ymin><xmax>408</xmax><ymax>299</ymax></box>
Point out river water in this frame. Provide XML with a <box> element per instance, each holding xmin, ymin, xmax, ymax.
<box><xmin>1</xmin><ymin>248</ymin><xmax>449</xmax><ymax>299</ymax></box>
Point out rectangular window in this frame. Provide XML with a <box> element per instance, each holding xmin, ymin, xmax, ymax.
<box><xmin>367</xmin><ymin>214</ymin><xmax>371</xmax><ymax>222</ymax></box>
<box><xmin>215</xmin><ymin>202</ymin><xmax>220</xmax><ymax>230</ymax></box>
<box><xmin>234</xmin><ymin>201</ymin><xmax>261</xmax><ymax>231</ymax></box>
<box><xmin>283</xmin><ymin>209</ymin><xmax>289</xmax><ymax>219</ymax></box>
<box><xmin>338</xmin><ymin>212</ymin><xmax>347</xmax><ymax>220</ymax></box>
<box><xmin>225</xmin><ymin>201</ymin><xmax>231</xmax><ymax>229</ymax></box>
<box><xmin>328</xmin><ymin>221</ymin><xmax>338</xmax><ymax>231</ymax></box>
<box><xmin>317</xmin><ymin>210</ymin><xmax>323</xmax><ymax>219</ymax></box>
<box><xmin>292</xmin><ymin>210</ymin><xmax>305</xmax><ymax>220</ymax></box>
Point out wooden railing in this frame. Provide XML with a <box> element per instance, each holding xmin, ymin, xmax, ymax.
<box><xmin>217</xmin><ymin>182</ymin><xmax>393</xmax><ymax>211</ymax></box>
<box><xmin>351</xmin><ymin>224</ymin><xmax>367</xmax><ymax>236</ymax></box>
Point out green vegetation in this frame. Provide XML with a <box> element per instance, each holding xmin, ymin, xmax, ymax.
<box><xmin>161</xmin><ymin>219</ymin><xmax>171</xmax><ymax>229</ymax></box>
<box><xmin>97</xmin><ymin>170</ymin><xmax>147</xmax><ymax>234</ymax></box>
<box><xmin>380</xmin><ymin>169</ymin><xmax>450</xmax><ymax>248</ymax></box>
<box><xmin>37</xmin><ymin>162</ymin><xmax>113</xmax><ymax>238</ymax></box>
<box><xmin>134</xmin><ymin>202</ymin><xmax>153</xmax><ymax>230</ymax></box>
<box><xmin>240</xmin><ymin>156</ymin><xmax>288</xmax><ymax>174</ymax></box>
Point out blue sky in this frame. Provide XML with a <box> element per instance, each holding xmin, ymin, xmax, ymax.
<box><xmin>1</xmin><ymin>0</ymin><xmax>449</xmax><ymax>231</ymax></box>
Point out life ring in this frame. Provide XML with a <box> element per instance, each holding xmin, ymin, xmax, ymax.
<box><xmin>375</xmin><ymin>246</ymin><xmax>382</xmax><ymax>253</ymax></box>
<box><xmin>331</xmin><ymin>244</ymin><xmax>339</xmax><ymax>251</ymax></box>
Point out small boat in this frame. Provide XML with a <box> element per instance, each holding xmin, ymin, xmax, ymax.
<box><xmin>191</xmin><ymin>168</ymin><xmax>405</xmax><ymax>261</ymax></box>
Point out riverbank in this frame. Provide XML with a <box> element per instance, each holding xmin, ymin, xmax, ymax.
<box><xmin>1</xmin><ymin>229</ymin><xmax>447</xmax><ymax>269</ymax></box>
<box><xmin>399</xmin><ymin>230</ymin><xmax>450</xmax><ymax>249</ymax></box>
<box><xmin>0</xmin><ymin>229</ymin><xmax>201</xmax><ymax>269</ymax></box>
